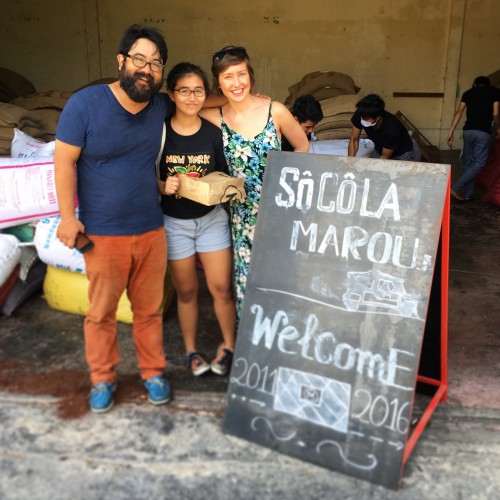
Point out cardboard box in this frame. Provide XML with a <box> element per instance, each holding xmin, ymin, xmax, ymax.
<box><xmin>178</xmin><ymin>172</ymin><xmax>246</xmax><ymax>206</ymax></box>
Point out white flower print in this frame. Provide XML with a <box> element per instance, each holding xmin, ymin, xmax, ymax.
<box><xmin>234</xmin><ymin>145</ymin><xmax>254</xmax><ymax>162</ymax></box>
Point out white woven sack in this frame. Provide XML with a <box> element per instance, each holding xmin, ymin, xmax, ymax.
<box><xmin>0</xmin><ymin>234</ymin><xmax>22</xmax><ymax>287</ymax></box>
<box><xmin>11</xmin><ymin>128</ymin><xmax>55</xmax><ymax>158</ymax></box>
<box><xmin>34</xmin><ymin>216</ymin><xmax>86</xmax><ymax>274</ymax></box>
<box><xmin>0</xmin><ymin>157</ymin><xmax>61</xmax><ymax>229</ymax></box>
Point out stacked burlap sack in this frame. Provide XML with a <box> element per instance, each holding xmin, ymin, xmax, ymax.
<box><xmin>284</xmin><ymin>71</ymin><xmax>362</xmax><ymax>141</ymax></box>
<box><xmin>0</xmin><ymin>103</ymin><xmax>44</xmax><ymax>155</ymax></box>
<box><xmin>314</xmin><ymin>94</ymin><xmax>364</xmax><ymax>140</ymax></box>
<box><xmin>12</xmin><ymin>89</ymin><xmax>72</xmax><ymax>142</ymax></box>
<box><xmin>0</xmin><ymin>90</ymin><xmax>71</xmax><ymax>155</ymax></box>
<box><xmin>0</xmin><ymin>64</ymin><xmax>72</xmax><ymax>155</ymax></box>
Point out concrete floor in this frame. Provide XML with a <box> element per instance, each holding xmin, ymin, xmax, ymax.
<box><xmin>1</xmin><ymin>150</ymin><xmax>500</xmax><ymax>499</ymax></box>
<box><xmin>443</xmin><ymin>150</ymin><xmax>500</xmax><ymax>410</ymax></box>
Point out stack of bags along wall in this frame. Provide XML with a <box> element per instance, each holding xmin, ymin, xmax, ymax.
<box><xmin>11</xmin><ymin>90</ymin><xmax>72</xmax><ymax>143</ymax></box>
<box><xmin>0</xmin><ymin>67</ymin><xmax>72</xmax><ymax>155</ymax></box>
<box><xmin>0</xmin><ymin>125</ymin><xmax>175</xmax><ymax>319</ymax></box>
<box><xmin>284</xmin><ymin>70</ymin><xmax>364</xmax><ymax>141</ymax></box>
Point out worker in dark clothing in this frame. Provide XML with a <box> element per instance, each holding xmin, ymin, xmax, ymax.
<box><xmin>447</xmin><ymin>76</ymin><xmax>500</xmax><ymax>201</ymax></box>
<box><xmin>281</xmin><ymin>94</ymin><xmax>323</xmax><ymax>152</ymax></box>
<box><xmin>348</xmin><ymin>93</ymin><xmax>415</xmax><ymax>160</ymax></box>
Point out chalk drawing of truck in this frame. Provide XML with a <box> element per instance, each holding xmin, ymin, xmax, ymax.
<box><xmin>342</xmin><ymin>270</ymin><xmax>420</xmax><ymax>318</ymax></box>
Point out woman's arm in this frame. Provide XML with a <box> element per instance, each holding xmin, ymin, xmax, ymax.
<box><xmin>272</xmin><ymin>101</ymin><xmax>309</xmax><ymax>153</ymax></box>
<box><xmin>199</xmin><ymin>107</ymin><xmax>221</xmax><ymax>128</ymax></box>
<box><xmin>203</xmin><ymin>93</ymin><xmax>227</xmax><ymax>109</ymax></box>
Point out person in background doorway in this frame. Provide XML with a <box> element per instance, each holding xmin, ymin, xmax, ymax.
<box><xmin>281</xmin><ymin>94</ymin><xmax>323</xmax><ymax>151</ymax></box>
<box><xmin>348</xmin><ymin>93</ymin><xmax>415</xmax><ymax>160</ymax></box>
<box><xmin>54</xmin><ymin>25</ymin><xmax>172</xmax><ymax>413</ymax></box>
<box><xmin>157</xmin><ymin>62</ymin><xmax>236</xmax><ymax>377</ymax></box>
<box><xmin>447</xmin><ymin>76</ymin><xmax>500</xmax><ymax>201</ymax></box>
<box><xmin>200</xmin><ymin>45</ymin><xmax>309</xmax><ymax>318</ymax></box>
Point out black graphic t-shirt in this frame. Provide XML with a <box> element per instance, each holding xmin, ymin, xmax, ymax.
<box><xmin>159</xmin><ymin>117</ymin><xmax>227</xmax><ymax>219</ymax></box>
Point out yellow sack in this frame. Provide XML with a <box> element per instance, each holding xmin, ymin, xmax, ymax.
<box><xmin>43</xmin><ymin>266</ymin><xmax>175</xmax><ymax>323</ymax></box>
<box><xmin>43</xmin><ymin>266</ymin><xmax>133</xmax><ymax>323</ymax></box>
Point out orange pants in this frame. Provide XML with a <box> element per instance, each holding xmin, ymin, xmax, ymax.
<box><xmin>83</xmin><ymin>227</ymin><xmax>167</xmax><ymax>385</ymax></box>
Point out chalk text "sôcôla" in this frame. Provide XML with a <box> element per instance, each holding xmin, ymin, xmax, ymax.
<box><xmin>275</xmin><ymin>168</ymin><xmax>400</xmax><ymax>221</ymax></box>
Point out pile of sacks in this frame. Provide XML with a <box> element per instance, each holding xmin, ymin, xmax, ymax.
<box><xmin>0</xmin><ymin>90</ymin><xmax>71</xmax><ymax>155</ymax></box>
<box><xmin>313</xmin><ymin>94</ymin><xmax>363</xmax><ymax>140</ymax></box>
<box><xmin>11</xmin><ymin>90</ymin><xmax>72</xmax><ymax>142</ymax></box>
<box><xmin>0</xmin><ymin>67</ymin><xmax>72</xmax><ymax>155</ymax></box>
<box><xmin>0</xmin><ymin>103</ymin><xmax>44</xmax><ymax>156</ymax></box>
<box><xmin>0</xmin><ymin>129</ymin><xmax>175</xmax><ymax>319</ymax></box>
<box><xmin>284</xmin><ymin>70</ymin><xmax>361</xmax><ymax>140</ymax></box>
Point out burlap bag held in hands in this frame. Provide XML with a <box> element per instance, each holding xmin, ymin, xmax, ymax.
<box><xmin>178</xmin><ymin>172</ymin><xmax>246</xmax><ymax>206</ymax></box>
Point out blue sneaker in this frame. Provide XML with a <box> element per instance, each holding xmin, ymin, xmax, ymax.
<box><xmin>144</xmin><ymin>375</ymin><xmax>171</xmax><ymax>405</ymax></box>
<box><xmin>89</xmin><ymin>381</ymin><xmax>117</xmax><ymax>413</ymax></box>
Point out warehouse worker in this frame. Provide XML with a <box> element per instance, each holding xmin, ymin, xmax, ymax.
<box><xmin>348</xmin><ymin>93</ymin><xmax>415</xmax><ymax>160</ymax></box>
<box><xmin>447</xmin><ymin>76</ymin><xmax>500</xmax><ymax>201</ymax></box>
<box><xmin>281</xmin><ymin>94</ymin><xmax>323</xmax><ymax>151</ymax></box>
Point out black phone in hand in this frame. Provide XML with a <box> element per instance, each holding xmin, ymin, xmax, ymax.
<box><xmin>75</xmin><ymin>233</ymin><xmax>94</xmax><ymax>254</ymax></box>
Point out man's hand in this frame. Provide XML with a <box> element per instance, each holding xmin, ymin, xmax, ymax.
<box><xmin>56</xmin><ymin>217</ymin><xmax>85</xmax><ymax>249</ymax></box>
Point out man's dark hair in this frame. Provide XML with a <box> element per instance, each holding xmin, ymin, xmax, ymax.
<box><xmin>355</xmin><ymin>93</ymin><xmax>385</xmax><ymax>119</ymax></box>
<box><xmin>292</xmin><ymin>95</ymin><xmax>323</xmax><ymax>124</ymax></box>
<box><xmin>473</xmin><ymin>76</ymin><xmax>491</xmax><ymax>87</ymax></box>
<box><xmin>117</xmin><ymin>24</ymin><xmax>168</xmax><ymax>64</ymax></box>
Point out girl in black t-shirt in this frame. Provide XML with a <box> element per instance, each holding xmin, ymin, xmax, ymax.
<box><xmin>157</xmin><ymin>63</ymin><xmax>236</xmax><ymax>377</ymax></box>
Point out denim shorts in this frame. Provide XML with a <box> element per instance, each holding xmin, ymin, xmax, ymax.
<box><xmin>163</xmin><ymin>205</ymin><xmax>231</xmax><ymax>260</ymax></box>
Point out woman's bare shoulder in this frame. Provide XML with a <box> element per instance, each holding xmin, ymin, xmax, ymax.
<box><xmin>269</xmin><ymin>100</ymin><xmax>289</xmax><ymax>115</ymax></box>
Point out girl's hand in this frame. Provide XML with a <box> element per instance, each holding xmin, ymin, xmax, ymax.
<box><xmin>165</xmin><ymin>175</ymin><xmax>180</xmax><ymax>195</ymax></box>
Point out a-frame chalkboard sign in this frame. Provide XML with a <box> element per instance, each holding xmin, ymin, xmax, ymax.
<box><xmin>223</xmin><ymin>151</ymin><xmax>450</xmax><ymax>490</ymax></box>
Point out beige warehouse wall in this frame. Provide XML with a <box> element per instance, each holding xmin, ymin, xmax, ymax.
<box><xmin>446</xmin><ymin>0</ymin><xmax>500</xmax><ymax>147</ymax></box>
<box><xmin>1</xmin><ymin>1</ymin><xmax>499</xmax><ymax>148</ymax></box>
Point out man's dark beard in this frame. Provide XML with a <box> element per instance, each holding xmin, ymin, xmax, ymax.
<box><xmin>119</xmin><ymin>68</ymin><xmax>163</xmax><ymax>103</ymax></box>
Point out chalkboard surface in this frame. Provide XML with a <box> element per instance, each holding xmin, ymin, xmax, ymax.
<box><xmin>223</xmin><ymin>151</ymin><xmax>450</xmax><ymax>489</ymax></box>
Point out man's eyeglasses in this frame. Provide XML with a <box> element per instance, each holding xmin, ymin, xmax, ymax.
<box><xmin>212</xmin><ymin>46</ymin><xmax>248</xmax><ymax>62</ymax></box>
<box><xmin>173</xmin><ymin>88</ymin><xmax>206</xmax><ymax>97</ymax></box>
<box><xmin>124</xmin><ymin>54</ymin><xmax>164</xmax><ymax>73</ymax></box>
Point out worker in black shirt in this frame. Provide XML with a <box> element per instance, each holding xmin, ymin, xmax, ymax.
<box><xmin>348</xmin><ymin>94</ymin><xmax>415</xmax><ymax>161</ymax></box>
<box><xmin>281</xmin><ymin>94</ymin><xmax>323</xmax><ymax>152</ymax></box>
<box><xmin>447</xmin><ymin>76</ymin><xmax>500</xmax><ymax>201</ymax></box>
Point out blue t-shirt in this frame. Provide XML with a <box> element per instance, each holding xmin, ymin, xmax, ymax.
<box><xmin>56</xmin><ymin>85</ymin><xmax>173</xmax><ymax>235</ymax></box>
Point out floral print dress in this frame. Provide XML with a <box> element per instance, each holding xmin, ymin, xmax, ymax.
<box><xmin>220</xmin><ymin>103</ymin><xmax>281</xmax><ymax>317</ymax></box>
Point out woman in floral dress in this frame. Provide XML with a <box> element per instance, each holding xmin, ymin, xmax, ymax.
<box><xmin>200</xmin><ymin>46</ymin><xmax>309</xmax><ymax>317</ymax></box>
